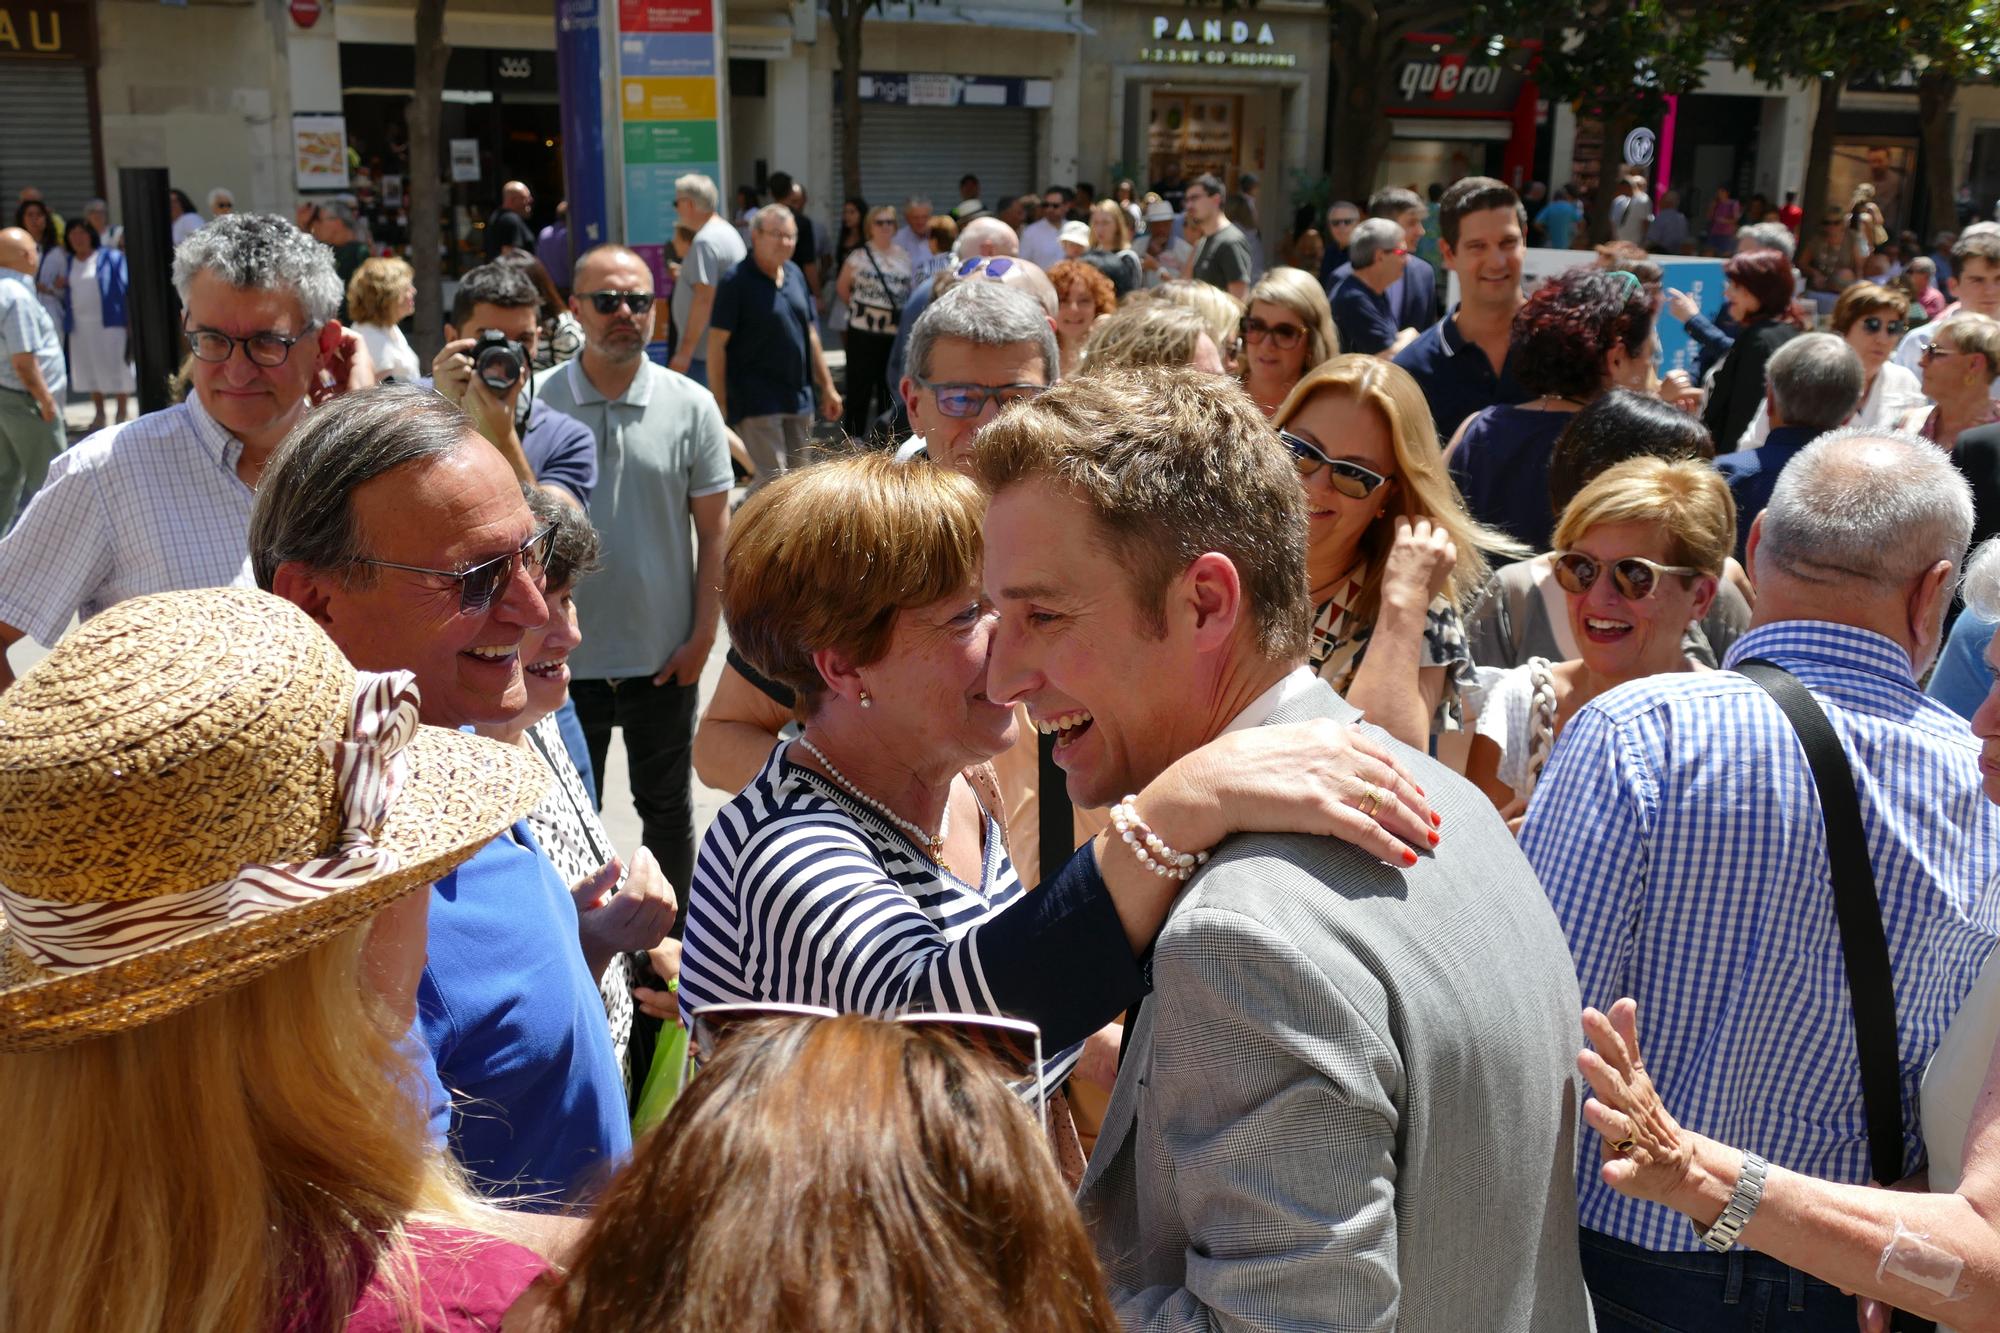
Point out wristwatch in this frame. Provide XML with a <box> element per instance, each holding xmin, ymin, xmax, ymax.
<box><xmin>1690</xmin><ymin>1151</ymin><xmax>1768</xmax><ymax>1253</ymax></box>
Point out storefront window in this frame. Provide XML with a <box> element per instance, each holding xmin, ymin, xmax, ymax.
<box><xmin>1148</xmin><ymin>93</ymin><xmax>1241</xmax><ymax>189</ymax></box>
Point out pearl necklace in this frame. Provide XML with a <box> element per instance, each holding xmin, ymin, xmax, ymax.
<box><xmin>793</xmin><ymin>736</ymin><xmax>949</xmax><ymax>861</ymax></box>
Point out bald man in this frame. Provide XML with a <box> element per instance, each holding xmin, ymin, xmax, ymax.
<box><xmin>0</xmin><ymin>226</ymin><xmax>66</xmax><ymax>531</ymax></box>
<box><xmin>884</xmin><ymin>213</ymin><xmax>1028</xmax><ymax>391</ymax></box>
<box><xmin>485</xmin><ymin>180</ymin><xmax>536</xmax><ymax>261</ymax></box>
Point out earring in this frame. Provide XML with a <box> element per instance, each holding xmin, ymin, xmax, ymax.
<box><xmin>859</xmin><ymin>689</ymin><xmax>873</xmax><ymax>709</ymax></box>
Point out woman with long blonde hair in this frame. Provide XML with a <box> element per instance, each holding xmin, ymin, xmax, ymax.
<box><xmin>0</xmin><ymin>587</ymin><xmax>560</xmax><ymax>1333</ymax></box>
<box><xmin>1239</xmin><ymin>266</ymin><xmax>1339</xmax><ymax>417</ymax></box>
<box><xmin>1274</xmin><ymin>355</ymin><xmax>1524</xmax><ymax>747</ymax></box>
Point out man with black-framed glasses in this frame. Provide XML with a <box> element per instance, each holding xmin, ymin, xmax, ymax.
<box><xmin>540</xmin><ymin>242</ymin><xmax>733</xmax><ymax>904</ymax></box>
<box><xmin>0</xmin><ymin>212</ymin><xmax>369</xmax><ymax>693</ymax></box>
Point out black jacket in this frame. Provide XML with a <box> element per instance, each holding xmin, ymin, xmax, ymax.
<box><xmin>1703</xmin><ymin>319</ymin><xmax>1799</xmax><ymax>452</ymax></box>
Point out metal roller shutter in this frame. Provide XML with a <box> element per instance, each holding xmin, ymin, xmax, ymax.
<box><xmin>831</xmin><ymin>102</ymin><xmax>1037</xmax><ymax>212</ymax></box>
<box><xmin>0</xmin><ymin>66</ymin><xmax>96</xmax><ymax>216</ymax></box>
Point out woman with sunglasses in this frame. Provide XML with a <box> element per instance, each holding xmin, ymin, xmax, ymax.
<box><xmin>1273</xmin><ymin>355</ymin><xmax>1521</xmax><ymax>748</ymax></box>
<box><xmin>835</xmin><ymin>204</ymin><xmax>912</xmax><ymax>441</ymax></box>
<box><xmin>1047</xmin><ymin>259</ymin><xmax>1116</xmax><ymax>380</ymax></box>
<box><xmin>1741</xmin><ymin>284</ymin><xmax>1923</xmax><ymax>448</ymax></box>
<box><xmin>1905</xmin><ymin>313</ymin><xmax>2000</xmax><ymax>449</ymax></box>
<box><xmin>1239</xmin><ymin>266</ymin><xmax>1339</xmax><ymax>418</ymax></box>
<box><xmin>1467</xmin><ymin>457</ymin><xmax>1732</xmax><ymax>817</ymax></box>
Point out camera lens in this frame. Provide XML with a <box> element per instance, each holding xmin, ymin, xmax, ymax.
<box><xmin>474</xmin><ymin>335</ymin><xmax>524</xmax><ymax>393</ymax></box>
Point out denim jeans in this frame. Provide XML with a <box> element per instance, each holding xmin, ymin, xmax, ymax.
<box><xmin>569</xmin><ymin>674</ymin><xmax>699</xmax><ymax>921</ymax></box>
<box><xmin>1581</xmin><ymin>1228</ymin><xmax>1861</xmax><ymax>1332</ymax></box>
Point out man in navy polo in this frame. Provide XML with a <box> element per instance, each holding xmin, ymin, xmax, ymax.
<box><xmin>1395</xmin><ymin>177</ymin><xmax>1531</xmax><ymax>442</ymax></box>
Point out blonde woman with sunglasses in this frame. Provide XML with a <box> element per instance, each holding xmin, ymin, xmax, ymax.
<box><xmin>1466</xmin><ymin>456</ymin><xmax>1732</xmax><ymax>818</ymax></box>
<box><xmin>1273</xmin><ymin>355</ymin><xmax>1521</xmax><ymax>748</ymax></box>
<box><xmin>1239</xmin><ymin>265</ymin><xmax>1339</xmax><ymax>417</ymax></box>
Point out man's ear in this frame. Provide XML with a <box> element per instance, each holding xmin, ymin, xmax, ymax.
<box><xmin>270</xmin><ymin>561</ymin><xmax>337</xmax><ymax>628</ymax></box>
<box><xmin>443</xmin><ymin>323</ymin><xmax>460</xmax><ymax>343</ymax></box>
<box><xmin>1178</xmin><ymin>551</ymin><xmax>1246</xmax><ymax>653</ymax></box>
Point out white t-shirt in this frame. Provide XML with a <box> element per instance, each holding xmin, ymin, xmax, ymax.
<box><xmin>357</xmin><ymin>321</ymin><xmax>421</xmax><ymax>383</ymax></box>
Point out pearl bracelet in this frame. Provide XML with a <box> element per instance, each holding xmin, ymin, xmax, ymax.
<box><xmin>1109</xmin><ymin>796</ymin><xmax>1211</xmax><ymax>882</ymax></box>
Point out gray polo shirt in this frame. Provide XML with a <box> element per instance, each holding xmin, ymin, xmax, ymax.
<box><xmin>670</xmin><ymin>213</ymin><xmax>747</xmax><ymax>356</ymax></box>
<box><xmin>0</xmin><ymin>268</ymin><xmax>64</xmax><ymax>396</ymax></box>
<box><xmin>536</xmin><ymin>357</ymin><xmax>733</xmax><ymax>678</ymax></box>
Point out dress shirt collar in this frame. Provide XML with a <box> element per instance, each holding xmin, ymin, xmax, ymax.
<box><xmin>1722</xmin><ymin>619</ymin><xmax>1918</xmax><ymax>688</ymax></box>
<box><xmin>565</xmin><ymin>355</ymin><xmax>655</xmax><ymax>409</ymax></box>
<box><xmin>1220</xmin><ymin>664</ymin><xmax>1319</xmax><ymax>736</ymax></box>
<box><xmin>184</xmin><ymin>389</ymin><xmax>247</xmax><ymax>473</ymax></box>
<box><xmin>0</xmin><ymin>268</ymin><xmax>30</xmax><ymax>292</ymax></box>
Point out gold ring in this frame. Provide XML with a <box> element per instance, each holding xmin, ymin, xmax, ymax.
<box><xmin>1611</xmin><ymin>1137</ymin><xmax>1636</xmax><ymax>1155</ymax></box>
<box><xmin>1362</xmin><ymin>785</ymin><xmax>1383</xmax><ymax>817</ymax></box>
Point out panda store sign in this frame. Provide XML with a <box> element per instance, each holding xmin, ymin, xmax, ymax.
<box><xmin>1141</xmin><ymin>15</ymin><xmax>1298</xmax><ymax>68</ymax></box>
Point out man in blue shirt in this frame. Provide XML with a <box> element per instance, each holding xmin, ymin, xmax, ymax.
<box><xmin>254</xmin><ymin>384</ymin><xmax>643</xmax><ymax>1207</ymax></box>
<box><xmin>1523</xmin><ymin>430</ymin><xmax>2000</xmax><ymax>1330</ymax></box>
<box><xmin>1329</xmin><ymin>218</ymin><xmax>1411</xmax><ymax>357</ymax></box>
<box><xmin>708</xmin><ymin>204</ymin><xmax>841</xmax><ymax>484</ymax></box>
<box><xmin>1325</xmin><ymin>187</ymin><xmax>1436</xmax><ymax>332</ymax></box>
<box><xmin>1395</xmin><ymin>177</ymin><xmax>1530</xmax><ymax>442</ymax></box>
<box><xmin>1714</xmin><ymin>333</ymin><xmax>1863</xmax><ymax>560</ymax></box>
<box><xmin>428</xmin><ymin>262</ymin><xmax>597</xmax><ymax>507</ymax></box>
<box><xmin>1535</xmin><ymin>183</ymin><xmax>1583</xmax><ymax>251</ymax></box>
<box><xmin>0</xmin><ymin>225</ymin><xmax>66</xmax><ymax>528</ymax></box>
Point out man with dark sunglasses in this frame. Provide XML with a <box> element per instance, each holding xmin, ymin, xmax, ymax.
<box><xmin>539</xmin><ymin>243</ymin><xmax>734</xmax><ymax>901</ymax></box>
<box><xmin>1020</xmin><ymin>185</ymin><xmax>1071</xmax><ymax>271</ymax></box>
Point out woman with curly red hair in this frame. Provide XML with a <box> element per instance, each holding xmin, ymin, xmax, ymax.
<box><xmin>1446</xmin><ymin>267</ymin><xmax>1657</xmax><ymax>551</ymax></box>
<box><xmin>1700</xmin><ymin>248</ymin><xmax>1802</xmax><ymax>450</ymax></box>
<box><xmin>1047</xmin><ymin>259</ymin><xmax>1116</xmax><ymax>379</ymax></box>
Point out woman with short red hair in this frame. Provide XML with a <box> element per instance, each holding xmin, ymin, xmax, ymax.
<box><xmin>1701</xmin><ymin>249</ymin><xmax>1801</xmax><ymax>451</ymax></box>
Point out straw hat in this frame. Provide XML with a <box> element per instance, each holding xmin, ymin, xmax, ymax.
<box><xmin>0</xmin><ymin>587</ymin><xmax>548</xmax><ymax>1052</ymax></box>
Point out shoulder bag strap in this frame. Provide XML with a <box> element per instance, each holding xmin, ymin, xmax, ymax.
<box><xmin>1736</xmin><ymin>658</ymin><xmax>1906</xmax><ymax>1188</ymax></box>
<box><xmin>862</xmin><ymin>244</ymin><xmax>906</xmax><ymax>309</ymax></box>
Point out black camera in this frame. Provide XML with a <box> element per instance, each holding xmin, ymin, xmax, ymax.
<box><xmin>472</xmin><ymin>328</ymin><xmax>527</xmax><ymax>394</ymax></box>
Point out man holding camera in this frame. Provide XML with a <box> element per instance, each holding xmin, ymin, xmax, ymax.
<box><xmin>428</xmin><ymin>263</ymin><xmax>596</xmax><ymax>508</ymax></box>
<box><xmin>537</xmin><ymin>244</ymin><xmax>733</xmax><ymax>900</ymax></box>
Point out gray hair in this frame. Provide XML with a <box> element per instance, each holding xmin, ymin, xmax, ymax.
<box><xmin>1963</xmin><ymin>538</ymin><xmax>2000</xmax><ymax>620</ymax></box>
<box><xmin>320</xmin><ymin>195</ymin><xmax>359</xmax><ymax>229</ymax></box>
<box><xmin>1767</xmin><ymin>333</ymin><xmax>1864</xmax><ymax>433</ymax></box>
<box><xmin>1736</xmin><ymin>221</ymin><xmax>1797</xmax><ymax>263</ymax></box>
<box><xmin>752</xmin><ymin>202</ymin><xmax>795</xmax><ymax>235</ymax></box>
<box><xmin>907</xmin><ymin>281</ymin><xmax>1057</xmax><ymax>386</ymax></box>
<box><xmin>206</xmin><ymin>187</ymin><xmax>235</xmax><ymax>211</ymax></box>
<box><xmin>1908</xmin><ymin>255</ymin><xmax>1938</xmax><ymax>276</ymax></box>
<box><xmin>903</xmin><ymin>195</ymin><xmax>932</xmax><ymax>212</ymax></box>
<box><xmin>674</xmin><ymin>173</ymin><xmax>719</xmax><ymax>212</ymax></box>
<box><xmin>1349</xmin><ymin>217</ymin><xmax>1405</xmax><ymax>270</ymax></box>
<box><xmin>173</xmin><ymin>212</ymin><xmax>342</xmax><ymax>328</ymax></box>
<box><xmin>1758</xmin><ymin>427</ymin><xmax>1974</xmax><ymax>590</ymax></box>
<box><xmin>526</xmin><ymin>485</ymin><xmax>603</xmax><ymax>591</ymax></box>
<box><xmin>249</xmin><ymin>385</ymin><xmax>475</xmax><ymax>588</ymax></box>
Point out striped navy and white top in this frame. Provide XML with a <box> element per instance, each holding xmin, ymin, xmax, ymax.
<box><xmin>679</xmin><ymin>741</ymin><xmax>1080</xmax><ymax>1090</ymax></box>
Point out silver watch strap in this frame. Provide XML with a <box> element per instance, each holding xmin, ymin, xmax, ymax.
<box><xmin>1690</xmin><ymin>1151</ymin><xmax>1769</xmax><ymax>1253</ymax></box>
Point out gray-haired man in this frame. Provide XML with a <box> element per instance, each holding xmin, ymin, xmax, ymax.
<box><xmin>893</xmin><ymin>280</ymin><xmax>1055</xmax><ymax>471</ymax></box>
<box><xmin>0</xmin><ymin>213</ymin><xmax>368</xmax><ymax>691</ymax></box>
<box><xmin>1716</xmin><ymin>333</ymin><xmax>1865</xmax><ymax>559</ymax></box>
<box><xmin>667</xmin><ymin>172</ymin><xmax>745</xmax><ymax>388</ymax></box>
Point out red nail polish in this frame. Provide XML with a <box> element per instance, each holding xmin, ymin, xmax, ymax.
<box><xmin>1431</xmin><ymin>811</ymin><xmax>1442</xmax><ymax>827</ymax></box>
<box><xmin>1427</xmin><ymin>829</ymin><xmax>1440</xmax><ymax>847</ymax></box>
<box><xmin>1401</xmin><ymin>848</ymin><xmax>1418</xmax><ymax>867</ymax></box>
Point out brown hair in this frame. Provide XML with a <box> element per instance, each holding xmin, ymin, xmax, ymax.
<box><xmin>345</xmin><ymin>256</ymin><xmax>411</xmax><ymax>327</ymax></box>
<box><xmin>723</xmin><ymin>451</ymin><xmax>985</xmax><ymax>719</ymax></box>
<box><xmin>1047</xmin><ymin>258</ymin><xmax>1116</xmax><ymax>320</ymax></box>
<box><xmin>1553</xmin><ymin>455</ymin><xmax>1736</xmax><ymax>575</ymax></box>
<box><xmin>1830</xmin><ymin>281</ymin><xmax>1910</xmax><ymax>335</ymax></box>
<box><xmin>1242</xmin><ymin>265</ymin><xmax>1340</xmax><ymax>374</ymax></box>
<box><xmin>1274</xmin><ymin>356</ymin><xmax>1523</xmax><ymax>624</ymax></box>
<box><xmin>926</xmin><ymin>213</ymin><xmax>958</xmax><ymax>252</ymax></box>
<box><xmin>973</xmin><ymin>367</ymin><xmax>1310</xmax><ymax>660</ymax></box>
<box><xmin>558</xmin><ymin>1014</ymin><xmax>1119</xmax><ymax>1333</ymax></box>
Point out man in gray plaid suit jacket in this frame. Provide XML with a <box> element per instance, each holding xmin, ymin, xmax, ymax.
<box><xmin>976</xmin><ymin>365</ymin><xmax>1594</xmax><ymax>1331</ymax></box>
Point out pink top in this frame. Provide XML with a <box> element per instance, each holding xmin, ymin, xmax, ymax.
<box><xmin>292</xmin><ymin>1226</ymin><xmax>548</xmax><ymax>1332</ymax></box>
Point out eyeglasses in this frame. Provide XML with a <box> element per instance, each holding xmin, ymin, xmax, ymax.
<box><xmin>1280</xmin><ymin>431</ymin><xmax>1391</xmax><ymax>499</ymax></box>
<box><xmin>917</xmin><ymin>378</ymin><xmax>1047</xmax><ymax>419</ymax></box>
<box><xmin>1243</xmin><ymin>315</ymin><xmax>1307</xmax><ymax>350</ymax></box>
<box><xmin>680</xmin><ymin>1002</ymin><xmax>1047</xmax><ymax>1129</ymax></box>
<box><xmin>354</xmin><ymin>523</ymin><xmax>556</xmax><ymax>614</ymax></box>
<box><xmin>1551</xmin><ymin>551</ymin><xmax>1701</xmax><ymax>601</ymax></box>
<box><xmin>1042</xmin><ymin>199</ymin><xmax>1066</xmax><ymax>211</ymax></box>
<box><xmin>1921</xmin><ymin>341</ymin><xmax>1959</xmax><ymax>362</ymax></box>
<box><xmin>870</xmin><ymin>218</ymin><xmax>897</xmax><ymax>228</ymax></box>
<box><xmin>955</xmin><ymin>256</ymin><xmax>1015</xmax><ymax>281</ymax></box>
<box><xmin>1860</xmin><ymin>316</ymin><xmax>1907</xmax><ymax>335</ymax></box>
<box><xmin>1328</xmin><ymin>215</ymin><xmax>1360</xmax><ymax>228</ymax></box>
<box><xmin>185</xmin><ymin>324</ymin><xmax>309</xmax><ymax>368</ymax></box>
<box><xmin>581</xmin><ymin>290</ymin><xmax>656</xmax><ymax>316</ymax></box>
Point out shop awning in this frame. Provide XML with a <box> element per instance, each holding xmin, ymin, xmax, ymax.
<box><xmin>836</xmin><ymin>4</ymin><xmax>1095</xmax><ymax>36</ymax></box>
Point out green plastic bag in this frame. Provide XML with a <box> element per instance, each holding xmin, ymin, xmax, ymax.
<box><xmin>631</xmin><ymin>980</ymin><xmax>689</xmax><ymax>1136</ymax></box>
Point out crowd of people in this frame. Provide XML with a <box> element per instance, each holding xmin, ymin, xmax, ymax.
<box><xmin>5</xmin><ymin>159</ymin><xmax>2000</xmax><ymax>1333</ymax></box>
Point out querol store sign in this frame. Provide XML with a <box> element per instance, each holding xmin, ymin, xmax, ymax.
<box><xmin>1140</xmin><ymin>14</ymin><xmax>1297</xmax><ymax>68</ymax></box>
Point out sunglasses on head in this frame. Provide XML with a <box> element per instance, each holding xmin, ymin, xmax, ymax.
<box><xmin>680</xmin><ymin>1002</ymin><xmax>1048</xmax><ymax>1129</ymax></box>
<box><xmin>582</xmin><ymin>290</ymin><xmax>655</xmax><ymax>316</ymax></box>
<box><xmin>956</xmin><ymin>256</ymin><xmax>1015</xmax><ymax>281</ymax></box>
<box><xmin>1860</xmin><ymin>315</ymin><xmax>1906</xmax><ymax>335</ymax></box>
<box><xmin>1551</xmin><ymin>551</ymin><xmax>1700</xmax><ymax>601</ymax></box>
<box><xmin>1243</xmin><ymin>315</ymin><xmax>1306</xmax><ymax>350</ymax></box>
<box><xmin>1279</xmin><ymin>431</ymin><xmax>1390</xmax><ymax>499</ymax></box>
<box><xmin>354</xmin><ymin>523</ymin><xmax>556</xmax><ymax>614</ymax></box>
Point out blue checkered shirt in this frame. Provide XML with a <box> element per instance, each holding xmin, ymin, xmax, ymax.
<box><xmin>1521</xmin><ymin>620</ymin><xmax>2000</xmax><ymax>1251</ymax></box>
<box><xmin>0</xmin><ymin>392</ymin><xmax>256</xmax><ymax>644</ymax></box>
